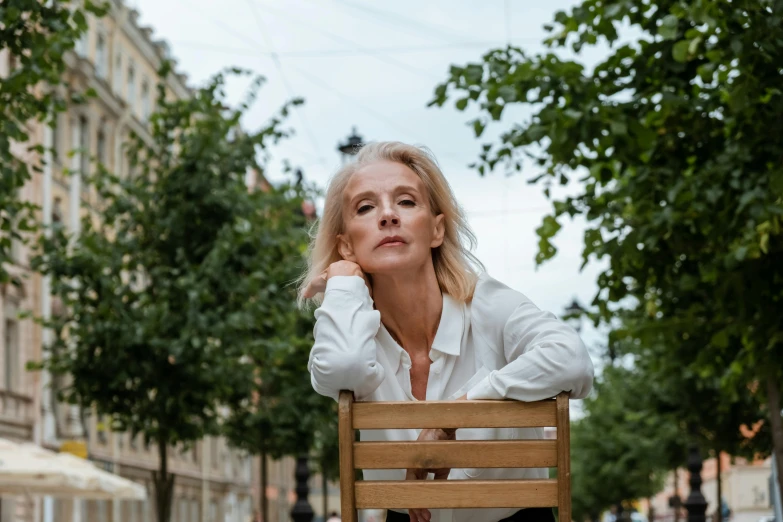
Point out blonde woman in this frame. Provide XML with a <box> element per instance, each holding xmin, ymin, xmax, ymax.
<box><xmin>301</xmin><ymin>142</ymin><xmax>594</xmax><ymax>522</ymax></box>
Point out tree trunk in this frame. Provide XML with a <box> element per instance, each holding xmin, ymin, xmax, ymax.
<box><xmin>715</xmin><ymin>452</ymin><xmax>722</xmax><ymax>522</ymax></box>
<box><xmin>674</xmin><ymin>469</ymin><xmax>680</xmax><ymax>522</ymax></box>
<box><xmin>648</xmin><ymin>498</ymin><xmax>655</xmax><ymax>522</ymax></box>
<box><xmin>153</xmin><ymin>439</ymin><xmax>175</xmax><ymax>522</ymax></box>
<box><xmin>767</xmin><ymin>378</ymin><xmax>783</xmax><ymax>508</ymax></box>
<box><xmin>322</xmin><ymin>467</ymin><xmax>328</xmax><ymax>519</ymax></box>
<box><xmin>261</xmin><ymin>449</ymin><xmax>268</xmax><ymax>522</ymax></box>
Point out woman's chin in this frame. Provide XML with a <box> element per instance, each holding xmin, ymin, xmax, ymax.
<box><xmin>362</xmin><ymin>257</ymin><xmax>428</xmax><ymax>276</ymax></box>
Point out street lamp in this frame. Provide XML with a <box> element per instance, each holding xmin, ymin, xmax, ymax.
<box><xmin>337</xmin><ymin>127</ymin><xmax>364</xmax><ymax>163</ymax></box>
<box><xmin>563</xmin><ymin>298</ymin><xmax>585</xmax><ymax>334</ymax></box>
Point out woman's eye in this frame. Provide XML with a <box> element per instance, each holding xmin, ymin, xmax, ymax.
<box><xmin>358</xmin><ymin>205</ymin><xmax>373</xmax><ymax>214</ymax></box>
<box><xmin>399</xmin><ymin>199</ymin><xmax>415</xmax><ymax>206</ymax></box>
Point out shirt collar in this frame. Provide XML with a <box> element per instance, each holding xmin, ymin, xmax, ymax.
<box><xmin>430</xmin><ymin>293</ymin><xmax>464</xmax><ymax>357</ymax></box>
<box><xmin>380</xmin><ymin>292</ymin><xmax>465</xmax><ymax>374</ymax></box>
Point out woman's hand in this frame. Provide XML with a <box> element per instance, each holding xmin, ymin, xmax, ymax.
<box><xmin>302</xmin><ymin>260</ymin><xmax>370</xmax><ymax>298</ymax></box>
<box><xmin>404</xmin><ymin>395</ymin><xmax>466</xmax><ymax>522</ymax></box>
<box><xmin>405</xmin><ymin>428</ymin><xmax>456</xmax><ymax>522</ymax></box>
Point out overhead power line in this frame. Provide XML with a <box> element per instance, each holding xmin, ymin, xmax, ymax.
<box><xmin>247</xmin><ymin>0</ymin><xmax>440</xmax><ymax>81</ymax></box>
<box><xmin>244</xmin><ymin>0</ymin><xmax>325</xmax><ymax>166</ymax></box>
<box><xmin>287</xmin><ymin>64</ymin><xmax>467</xmax><ymax>167</ymax></box>
<box><xmin>322</xmin><ymin>0</ymin><xmax>468</xmax><ymax>45</ymax></box>
<box><xmin>170</xmin><ymin>40</ymin><xmax>535</xmax><ymax>58</ymax></box>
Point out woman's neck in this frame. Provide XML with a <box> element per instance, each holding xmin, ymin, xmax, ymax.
<box><xmin>372</xmin><ymin>264</ymin><xmax>442</xmax><ymax>356</ymax></box>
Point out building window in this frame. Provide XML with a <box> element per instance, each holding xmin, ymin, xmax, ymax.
<box><xmin>127</xmin><ymin>62</ymin><xmax>136</xmax><ymax>107</ymax></box>
<box><xmin>97</xmin><ymin>500</ymin><xmax>108</xmax><ymax>522</ymax></box>
<box><xmin>9</xmin><ymin>217</ymin><xmax>22</xmax><ymax>264</ymax></box>
<box><xmin>51</xmin><ymin>114</ymin><xmax>61</xmax><ymax>166</ymax></box>
<box><xmin>179</xmin><ymin>498</ymin><xmax>188</xmax><ymax>522</ymax></box>
<box><xmin>190</xmin><ymin>500</ymin><xmax>200</xmax><ymax>522</ymax></box>
<box><xmin>75</xmin><ymin>27</ymin><xmax>88</xmax><ymax>57</ymax></box>
<box><xmin>53</xmin><ymin>197</ymin><xmax>63</xmax><ymax>224</ymax></box>
<box><xmin>141</xmin><ymin>79</ymin><xmax>151</xmax><ymax>122</ymax></box>
<box><xmin>95</xmin><ymin>34</ymin><xmax>107</xmax><ymax>79</ymax></box>
<box><xmin>97</xmin><ymin>126</ymin><xmax>107</xmax><ymax>167</ymax></box>
<box><xmin>79</xmin><ymin>116</ymin><xmax>90</xmax><ymax>194</ymax></box>
<box><xmin>209</xmin><ymin>501</ymin><xmax>218</xmax><ymax>522</ymax></box>
<box><xmin>129</xmin><ymin>497</ymin><xmax>141</xmax><ymax>522</ymax></box>
<box><xmin>113</xmin><ymin>51</ymin><xmax>123</xmax><ymax>94</ymax></box>
<box><xmin>3</xmin><ymin>302</ymin><xmax>20</xmax><ymax>392</ymax></box>
<box><xmin>1</xmin><ymin>498</ymin><xmax>17</xmax><ymax>522</ymax></box>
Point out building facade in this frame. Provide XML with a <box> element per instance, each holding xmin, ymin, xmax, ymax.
<box><xmin>0</xmin><ymin>1</ymin><xmax>307</xmax><ymax>521</ymax></box>
<box><xmin>647</xmin><ymin>455</ymin><xmax>775</xmax><ymax>522</ymax></box>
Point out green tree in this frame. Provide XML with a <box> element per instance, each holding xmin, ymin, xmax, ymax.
<box><xmin>431</xmin><ymin>0</ymin><xmax>783</xmax><ymax>500</ymax></box>
<box><xmin>0</xmin><ymin>0</ymin><xmax>105</xmax><ymax>283</ymax></box>
<box><xmin>571</xmin><ymin>365</ymin><xmax>684</xmax><ymax>522</ymax></box>
<box><xmin>223</xmin><ymin>310</ymin><xmax>339</xmax><ymax>522</ymax></box>
<box><xmin>611</xmin><ymin>322</ymin><xmax>770</xmax><ymax>520</ymax></box>
<box><xmin>30</xmin><ymin>68</ymin><xmax>306</xmax><ymax>522</ymax></box>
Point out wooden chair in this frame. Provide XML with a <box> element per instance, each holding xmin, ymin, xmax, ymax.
<box><xmin>338</xmin><ymin>391</ymin><xmax>571</xmax><ymax>522</ymax></box>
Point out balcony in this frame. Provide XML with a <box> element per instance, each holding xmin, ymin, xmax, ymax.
<box><xmin>0</xmin><ymin>389</ymin><xmax>35</xmax><ymax>440</ymax></box>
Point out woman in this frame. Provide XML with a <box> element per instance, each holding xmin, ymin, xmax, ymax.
<box><xmin>300</xmin><ymin>142</ymin><xmax>594</xmax><ymax>522</ymax></box>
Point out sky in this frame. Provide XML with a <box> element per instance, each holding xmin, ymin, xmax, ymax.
<box><xmin>130</xmin><ymin>0</ymin><xmax>608</xmax><ymax>361</ymax></box>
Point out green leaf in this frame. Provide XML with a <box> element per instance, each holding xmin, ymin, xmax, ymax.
<box><xmin>610</xmin><ymin>120</ymin><xmax>628</xmax><ymax>136</ymax></box>
<box><xmin>497</xmin><ymin>85</ymin><xmax>517</xmax><ymax>103</ymax></box>
<box><xmin>672</xmin><ymin>40</ymin><xmax>690</xmax><ymax>62</ymax></box>
<box><xmin>455</xmin><ymin>98</ymin><xmax>469</xmax><ymax>111</ymax></box>
<box><xmin>688</xmin><ymin>36</ymin><xmax>702</xmax><ymax>56</ymax></box>
<box><xmin>658</xmin><ymin>15</ymin><xmax>679</xmax><ymax>40</ymax></box>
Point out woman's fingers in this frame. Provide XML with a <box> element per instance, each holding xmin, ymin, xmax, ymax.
<box><xmin>408</xmin><ymin>509</ymin><xmax>431</xmax><ymax>522</ymax></box>
<box><xmin>405</xmin><ymin>469</ymin><xmax>431</xmax><ymax>522</ymax></box>
<box><xmin>302</xmin><ymin>271</ymin><xmax>328</xmax><ymax>298</ymax></box>
<box><xmin>303</xmin><ymin>262</ymin><xmax>372</xmax><ymax>299</ymax></box>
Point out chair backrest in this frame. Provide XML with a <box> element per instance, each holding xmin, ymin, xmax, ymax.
<box><xmin>338</xmin><ymin>391</ymin><xmax>571</xmax><ymax>522</ymax></box>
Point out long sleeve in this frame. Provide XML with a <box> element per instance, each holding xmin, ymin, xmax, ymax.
<box><xmin>466</xmin><ymin>275</ymin><xmax>594</xmax><ymax>401</ymax></box>
<box><xmin>308</xmin><ymin>275</ymin><xmax>386</xmax><ymax>401</ymax></box>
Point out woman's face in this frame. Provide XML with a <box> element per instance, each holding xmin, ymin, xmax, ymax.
<box><xmin>338</xmin><ymin>161</ymin><xmax>445</xmax><ymax>275</ymax></box>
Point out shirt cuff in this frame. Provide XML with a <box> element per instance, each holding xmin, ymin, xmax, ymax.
<box><xmin>325</xmin><ymin>275</ymin><xmax>372</xmax><ymax>305</ymax></box>
<box><xmin>466</xmin><ymin>373</ymin><xmax>504</xmax><ymax>400</ymax></box>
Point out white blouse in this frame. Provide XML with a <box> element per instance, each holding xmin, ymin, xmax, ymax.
<box><xmin>308</xmin><ymin>272</ymin><xmax>594</xmax><ymax>522</ymax></box>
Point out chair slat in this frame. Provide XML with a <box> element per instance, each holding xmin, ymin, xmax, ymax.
<box><xmin>338</xmin><ymin>391</ymin><xmax>357</xmax><ymax>522</ymax></box>
<box><xmin>354</xmin><ymin>440</ymin><xmax>557</xmax><ymax>469</ymax></box>
<box><xmin>352</xmin><ymin>400</ymin><xmax>557</xmax><ymax>429</ymax></box>
<box><xmin>556</xmin><ymin>394</ymin><xmax>571</xmax><ymax>522</ymax></box>
<box><xmin>355</xmin><ymin>479</ymin><xmax>558</xmax><ymax>509</ymax></box>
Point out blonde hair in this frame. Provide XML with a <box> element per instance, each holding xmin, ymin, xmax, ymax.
<box><xmin>298</xmin><ymin>141</ymin><xmax>483</xmax><ymax>306</ymax></box>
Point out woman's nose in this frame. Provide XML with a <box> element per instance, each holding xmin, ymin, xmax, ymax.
<box><xmin>379</xmin><ymin>207</ymin><xmax>399</xmax><ymax>227</ymax></box>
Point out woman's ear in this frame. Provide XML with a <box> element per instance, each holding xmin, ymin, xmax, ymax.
<box><xmin>430</xmin><ymin>214</ymin><xmax>445</xmax><ymax>248</ymax></box>
<box><xmin>337</xmin><ymin>234</ymin><xmax>357</xmax><ymax>262</ymax></box>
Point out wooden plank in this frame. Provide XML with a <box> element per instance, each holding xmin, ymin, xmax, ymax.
<box><xmin>355</xmin><ymin>479</ymin><xmax>558</xmax><ymax>509</ymax></box>
<box><xmin>354</xmin><ymin>440</ymin><xmax>557</xmax><ymax>469</ymax></box>
<box><xmin>339</xmin><ymin>391</ymin><xmax>357</xmax><ymax>522</ymax></box>
<box><xmin>556</xmin><ymin>393</ymin><xmax>571</xmax><ymax>522</ymax></box>
<box><xmin>352</xmin><ymin>399</ymin><xmax>557</xmax><ymax>429</ymax></box>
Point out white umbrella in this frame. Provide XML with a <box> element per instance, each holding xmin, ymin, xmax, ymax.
<box><xmin>0</xmin><ymin>438</ymin><xmax>146</xmax><ymax>499</ymax></box>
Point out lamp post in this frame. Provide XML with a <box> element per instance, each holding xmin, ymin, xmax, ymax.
<box><xmin>290</xmin><ymin>455</ymin><xmax>314</xmax><ymax>522</ymax></box>
<box><xmin>337</xmin><ymin>127</ymin><xmax>364</xmax><ymax>163</ymax></box>
<box><xmin>684</xmin><ymin>445</ymin><xmax>707</xmax><ymax>522</ymax></box>
<box><xmin>563</xmin><ymin>298</ymin><xmax>585</xmax><ymax>334</ymax></box>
